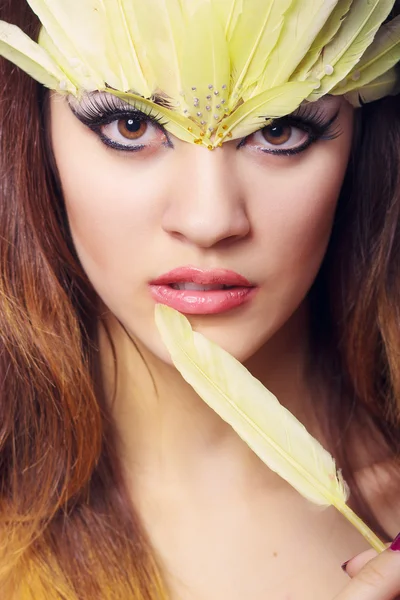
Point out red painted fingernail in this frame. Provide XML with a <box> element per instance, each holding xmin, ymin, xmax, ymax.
<box><xmin>389</xmin><ymin>532</ymin><xmax>400</xmax><ymax>552</ymax></box>
<box><xmin>341</xmin><ymin>559</ymin><xmax>350</xmax><ymax>572</ymax></box>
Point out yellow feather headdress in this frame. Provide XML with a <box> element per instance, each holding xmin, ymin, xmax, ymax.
<box><xmin>1</xmin><ymin>0</ymin><xmax>399</xmax><ymax>148</ymax></box>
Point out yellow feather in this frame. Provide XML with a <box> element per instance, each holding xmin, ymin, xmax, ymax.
<box><xmin>214</xmin><ymin>81</ymin><xmax>316</xmax><ymax>144</ymax></box>
<box><xmin>292</xmin><ymin>0</ymin><xmax>353</xmax><ymax>81</ymax></box>
<box><xmin>343</xmin><ymin>67</ymin><xmax>400</xmax><ymax>106</ymax></box>
<box><xmin>110</xmin><ymin>90</ymin><xmax>204</xmax><ymax>143</ymax></box>
<box><xmin>255</xmin><ymin>0</ymin><xmax>339</xmax><ymax>91</ymax></box>
<box><xmin>211</xmin><ymin>0</ymin><xmax>243</xmax><ymax>40</ymax></box>
<box><xmin>0</xmin><ymin>0</ymin><xmax>399</xmax><ymax>144</ymax></box>
<box><xmin>332</xmin><ymin>15</ymin><xmax>400</xmax><ymax>96</ymax></box>
<box><xmin>98</xmin><ymin>0</ymin><xmax>153</xmax><ymax>95</ymax></box>
<box><xmin>180</xmin><ymin>1</ymin><xmax>230</xmax><ymax>139</ymax></box>
<box><xmin>38</xmin><ymin>28</ymin><xmax>92</xmax><ymax>91</ymax></box>
<box><xmin>310</xmin><ymin>0</ymin><xmax>396</xmax><ymax>99</ymax></box>
<box><xmin>127</xmin><ymin>0</ymin><xmax>185</xmax><ymax>103</ymax></box>
<box><xmin>155</xmin><ymin>304</ymin><xmax>386</xmax><ymax>552</ymax></box>
<box><xmin>0</xmin><ymin>21</ymin><xmax>76</xmax><ymax>93</ymax></box>
<box><xmin>27</xmin><ymin>0</ymin><xmax>111</xmax><ymax>90</ymax></box>
<box><xmin>227</xmin><ymin>0</ymin><xmax>291</xmax><ymax>103</ymax></box>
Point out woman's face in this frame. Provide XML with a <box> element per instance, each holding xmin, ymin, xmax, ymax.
<box><xmin>50</xmin><ymin>92</ymin><xmax>353</xmax><ymax>364</ymax></box>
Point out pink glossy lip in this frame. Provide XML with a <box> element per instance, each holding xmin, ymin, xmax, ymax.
<box><xmin>149</xmin><ymin>267</ymin><xmax>258</xmax><ymax>315</ymax></box>
<box><xmin>150</xmin><ymin>266</ymin><xmax>253</xmax><ymax>287</ymax></box>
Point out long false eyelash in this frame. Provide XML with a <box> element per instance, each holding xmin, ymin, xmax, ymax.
<box><xmin>69</xmin><ymin>93</ymin><xmax>169</xmax><ymax>130</ymax></box>
<box><xmin>70</xmin><ymin>93</ymin><xmax>342</xmax><ymax>156</ymax></box>
<box><xmin>291</xmin><ymin>102</ymin><xmax>342</xmax><ymax>140</ymax></box>
<box><xmin>238</xmin><ymin>103</ymin><xmax>342</xmax><ymax>155</ymax></box>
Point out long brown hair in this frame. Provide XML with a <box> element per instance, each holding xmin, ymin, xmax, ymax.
<box><xmin>0</xmin><ymin>1</ymin><xmax>167</xmax><ymax>598</ymax></box>
<box><xmin>0</xmin><ymin>1</ymin><xmax>399</xmax><ymax>598</ymax></box>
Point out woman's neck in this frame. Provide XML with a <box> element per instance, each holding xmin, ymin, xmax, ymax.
<box><xmin>99</xmin><ymin>301</ymin><xmax>321</xmax><ymax>484</ymax></box>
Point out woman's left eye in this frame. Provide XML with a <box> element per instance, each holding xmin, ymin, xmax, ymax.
<box><xmin>100</xmin><ymin>116</ymin><xmax>167</xmax><ymax>149</ymax></box>
<box><xmin>248</xmin><ymin>122</ymin><xmax>309</xmax><ymax>153</ymax></box>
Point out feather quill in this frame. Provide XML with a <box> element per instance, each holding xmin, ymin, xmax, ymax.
<box><xmin>309</xmin><ymin>0</ymin><xmax>396</xmax><ymax>99</ymax></box>
<box><xmin>155</xmin><ymin>304</ymin><xmax>386</xmax><ymax>552</ymax></box>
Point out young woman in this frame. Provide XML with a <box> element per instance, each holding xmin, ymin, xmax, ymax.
<box><xmin>0</xmin><ymin>1</ymin><xmax>400</xmax><ymax>598</ymax></box>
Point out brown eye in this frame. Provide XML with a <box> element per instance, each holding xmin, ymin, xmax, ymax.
<box><xmin>262</xmin><ymin>124</ymin><xmax>292</xmax><ymax>146</ymax></box>
<box><xmin>100</xmin><ymin>114</ymin><xmax>168</xmax><ymax>151</ymax></box>
<box><xmin>117</xmin><ymin>118</ymin><xmax>148</xmax><ymax>140</ymax></box>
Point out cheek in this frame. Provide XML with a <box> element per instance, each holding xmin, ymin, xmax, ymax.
<box><xmin>51</xmin><ymin>121</ymin><xmax>166</xmax><ymax>282</ymax></box>
<box><xmin>231</xmin><ymin>135</ymin><xmax>351</xmax><ymax>348</ymax></box>
<box><xmin>248</xmin><ymin>145</ymin><xmax>349</xmax><ymax>283</ymax></box>
<box><xmin>63</xmin><ymin>171</ymin><xmax>155</xmax><ymax>274</ymax></box>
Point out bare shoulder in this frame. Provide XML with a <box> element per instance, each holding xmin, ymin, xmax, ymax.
<box><xmin>354</xmin><ymin>458</ymin><xmax>400</xmax><ymax>538</ymax></box>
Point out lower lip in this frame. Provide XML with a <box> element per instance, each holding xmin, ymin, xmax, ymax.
<box><xmin>149</xmin><ymin>285</ymin><xmax>258</xmax><ymax>315</ymax></box>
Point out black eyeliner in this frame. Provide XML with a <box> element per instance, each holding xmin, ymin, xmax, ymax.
<box><xmin>68</xmin><ymin>93</ymin><xmax>171</xmax><ymax>151</ymax></box>
<box><xmin>69</xmin><ymin>93</ymin><xmax>342</xmax><ymax>156</ymax></box>
<box><xmin>237</xmin><ymin>106</ymin><xmax>342</xmax><ymax>155</ymax></box>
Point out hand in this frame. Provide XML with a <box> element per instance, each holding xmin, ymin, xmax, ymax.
<box><xmin>333</xmin><ymin>534</ymin><xmax>400</xmax><ymax>599</ymax></box>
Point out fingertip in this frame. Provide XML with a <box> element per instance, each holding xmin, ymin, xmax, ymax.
<box><xmin>341</xmin><ymin>548</ymin><xmax>378</xmax><ymax>577</ymax></box>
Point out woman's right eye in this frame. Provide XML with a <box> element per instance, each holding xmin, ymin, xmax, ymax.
<box><xmin>99</xmin><ymin>116</ymin><xmax>168</xmax><ymax>150</ymax></box>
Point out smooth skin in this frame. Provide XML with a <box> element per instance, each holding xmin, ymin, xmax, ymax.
<box><xmin>50</xmin><ymin>91</ymin><xmax>400</xmax><ymax>599</ymax></box>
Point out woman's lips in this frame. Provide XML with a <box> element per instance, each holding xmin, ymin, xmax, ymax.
<box><xmin>149</xmin><ymin>267</ymin><xmax>258</xmax><ymax>315</ymax></box>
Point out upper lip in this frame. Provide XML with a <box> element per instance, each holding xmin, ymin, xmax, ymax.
<box><xmin>150</xmin><ymin>266</ymin><xmax>253</xmax><ymax>287</ymax></box>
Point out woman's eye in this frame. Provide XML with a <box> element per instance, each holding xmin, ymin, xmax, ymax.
<box><xmin>249</xmin><ymin>122</ymin><xmax>309</xmax><ymax>152</ymax></box>
<box><xmin>117</xmin><ymin>118</ymin><xmax>148</xmax><ymax>140</ymax></box>
<box><xmin>100</xmin><ymin>117</ymin><xmax>167</xmax><ymax>148</ymax></box>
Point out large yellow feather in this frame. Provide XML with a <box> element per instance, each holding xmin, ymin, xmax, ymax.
<box><xmin>332</xmin><ymin>15</ymin><xmax>400</xmax><ymax>96</ymax></box>
<box><xmin>155</xmin><ymin>304</ymin><xmax>386</xmax><ymax>552</ymax></box>
<box><xmin>309</xmin><ymin>0</ymin><xmax>396</xmax><ymax>99</ymax></box>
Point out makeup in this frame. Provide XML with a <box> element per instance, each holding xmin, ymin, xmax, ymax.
<box><xmin>69</xmin><ymin>92</ymin><xmax>342</xmax><ymax>156</ymax></box>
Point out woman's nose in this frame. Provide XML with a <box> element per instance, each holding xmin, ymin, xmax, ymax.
<box><xmin>161</xmin><ymin>145</ymin><xmax>251</xmax><ymax>248</ymax></box>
